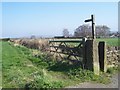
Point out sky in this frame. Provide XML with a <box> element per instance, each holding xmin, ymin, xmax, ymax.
<box><xmin>2</xmin><ymin>2</ymin><xmax>118</xmax><ymax>38</ymax></box>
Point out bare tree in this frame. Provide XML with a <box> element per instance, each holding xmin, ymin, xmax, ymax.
<box><xmin>74</xmin><ymin>24</ymin><xmax>110</xmax><ymax>38</ymax></box>
<box><xmin>74</xmin><ymin>24</ymin><xmax>92</xmax><ymax>37</ymax></box>
<box><xmin>96</xmin><ymin>25</ymin><xmax>110</xmax><ymax>38</ymax></box>
<box><xmin>63</xmin><ymin>29</ymin><xmax>69</xmax><ymax>37</ymax></box>
<box><xmin>30</xmin><ymin>35</ymin><xmax>36</xmax><ymax>39</ymax></box>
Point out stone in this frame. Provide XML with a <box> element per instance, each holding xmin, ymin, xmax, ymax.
<box><xmin>98</xmin><ymin>41</ymin><xmax>107</xmax><ymax>72</ymax></box>
<box><xmin>84</xmin><ymin>40</ymin><xmax>99</xmax><ymax>75</ymax></box>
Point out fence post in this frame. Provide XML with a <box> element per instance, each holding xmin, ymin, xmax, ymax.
<box><xmin>82</xmin><ymin>37</ymin><xmax>87</xmax><ymax>69</ymax></box>
<box><xmin>98</xmin><ymin>41</ymin><xmax>107</xmax><ymax>72</ymax></box>
<box><xmin>84</xmin><ymin>39</ymin><xmax>99</xmax><ymax>75</ymax></box>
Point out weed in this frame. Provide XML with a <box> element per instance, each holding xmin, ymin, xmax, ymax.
<box><xmin>107</xmin><ymin>67</ymin><xmax>118</xmax><ymax>74</ymax></box>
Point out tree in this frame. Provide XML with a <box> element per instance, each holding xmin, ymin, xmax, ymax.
<box><xmin>96</xmin><ymin>25</ymin><xmax>110</xmax><ymax>38</ymax></box>
<box><xmin>30</xmin><ymin>35</ymin><xmax>36</xmax><ymax>39</ymax></box>
<box><xmin>74</xmin><ymin>24</ymin><xmax>110</xmax><ymax>38</ymax></box>
<box><xmin>74</xmin><ymin>24</ymin><xmax>92</xmax><ymax>37</ymax></box>
<box><xmin>63</xmin><ymin>29</ymin><xmax>69</xmax><ymax>37</ymax></box>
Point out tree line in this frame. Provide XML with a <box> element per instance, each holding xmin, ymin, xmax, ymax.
<box><xmin>63</xmin><ymin>24</ymin><xmax>119</xmax><ymax>38</ymax></box>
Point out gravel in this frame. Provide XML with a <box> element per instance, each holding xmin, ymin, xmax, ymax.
<box><xmin>66</xmin><ymin>73</ymin><xmax>119</xmax><ymax>88</ymax></box>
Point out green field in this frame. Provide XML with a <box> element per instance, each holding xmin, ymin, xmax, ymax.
<box><xmin>1</xmin><ymin>41</ymin><xmax>118</xmax><ymax>88</ymax></box>
<box><xmin>97</xmin><ymin>38</ymin><xmax>119</xmax><ymax>46</ymax></box>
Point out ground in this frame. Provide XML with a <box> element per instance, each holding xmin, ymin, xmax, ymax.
<box><xmin>1</xmin><ymin>39</ymin><xmax>119</xmax><ymax>88</ymax></box>
<box><xmin>67</xmin><ymin>73</ymin><xmax>118</xmax><ymax>88</ymax></box>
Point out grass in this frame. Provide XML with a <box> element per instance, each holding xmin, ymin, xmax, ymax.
<box><xmin>2</xmin><ymin>41</ymin><xmax>68</xmax><ymax>88</ymax></box>
<box><xmin>60</xmin><ymin>38</ymin><xmax>119</xmax><ymax>47</ymax></box>
<box><xmin>0</xmin><ymin>41</ymin><xmax>2</xmax><ymax>88</ymax></box>
<box><xmin>97</xmin><ymin>38</ymin><xmax>119</xmax><ymax>46</ymax></box>
<box><xmin>2</xmin><ymin>41</ymin><xmax>118</xmax><ymax>88</ymax></box>
<box><xmin>2</xmin><ymin>41</ymin><xmax>76</xmax><ymax>88</ymax></box>
<box><xmin>106</xmin><ymin>67</ymin><xmax>119</xmax><ymax>74</ymax></box>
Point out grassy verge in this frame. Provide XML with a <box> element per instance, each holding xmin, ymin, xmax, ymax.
<box><xmin>2</xmin><ymin>41</ymin><xmax>118</xmax><ymax>88</ymax></box>
<box><xmin>2</xmin><ymin>41</ymin><xmax>66</xmax><ymax>88</ymax></box>
<box><xmin>0</xmin><ymin>41</ymin><xmax>2</xmax><ymax>88</ymax></box>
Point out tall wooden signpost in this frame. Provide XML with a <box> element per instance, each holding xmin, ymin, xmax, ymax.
<box><xmin>84</xmin><ymin>15</ymin><xmax>99</xmax><ymax>75</ymax></box>
<box><xmin>84</xmin><ymin>14</ymin><xmax>96</xmax><ymax>39</ymax></box>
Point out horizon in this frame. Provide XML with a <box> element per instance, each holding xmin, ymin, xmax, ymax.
<box><xmin>2</xmin><ymin>2</ymin><xmax>118</xmax><ymax>38</ymax></box>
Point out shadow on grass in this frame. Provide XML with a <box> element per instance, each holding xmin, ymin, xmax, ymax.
<box><xmin>47</xmin><ymin>60</ymin><xmax>83</xmax><ymax>72</ymax></box>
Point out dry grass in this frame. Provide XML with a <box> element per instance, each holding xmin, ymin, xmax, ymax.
<box><xmin>10</xmin><ymin>38</ymin><xmax>49</xmax><ymax>51</ymax></box>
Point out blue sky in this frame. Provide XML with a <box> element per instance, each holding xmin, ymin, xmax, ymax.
<box><xmin>2</xmin><ymin>2</ymin><xmax>118</xmax><ymax>38</ymax></box>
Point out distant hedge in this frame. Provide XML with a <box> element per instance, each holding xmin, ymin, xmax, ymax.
<box><xmin>0</xmin><ymin>38</ymin><xmax>10</xmax><ymax>41</ymax></box>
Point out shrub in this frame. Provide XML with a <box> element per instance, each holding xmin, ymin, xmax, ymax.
<box><xmin>18</xmin><ymin>39</ymin><xmax>49</xmax><ymax>51</ymax></box>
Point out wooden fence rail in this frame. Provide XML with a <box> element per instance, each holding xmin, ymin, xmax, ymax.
<box><xmin>48</xmin><ymin>37</ymin><xmax>87</xmax><ymax>67</ymax></box>
<box><xmin>48</xmin><ymin>37</ymin><xmax>107</xmax><ymax>75</ymax></box>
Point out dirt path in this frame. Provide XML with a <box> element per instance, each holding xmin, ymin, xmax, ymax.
<box><xmin>66</xmin><ymin>73</ymin><xmax>119</xmax><ymax>88</ymax></box>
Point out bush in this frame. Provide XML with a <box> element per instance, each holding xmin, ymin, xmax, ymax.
<box><xmin>19</xmin><ymin>39</ymin><xmax>49</xmax><ymax>51</ymax></box>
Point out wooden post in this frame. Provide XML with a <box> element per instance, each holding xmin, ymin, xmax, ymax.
<box><xmin>82</xmin><ymin>37</ymin><xmax>87</xmax><ymax>69</ymax></box>
<box><xmin>91</xmin><ymin>15</ymin><xmax>96</xmax><ymax>39</ymax></box>
<box><xmin>85</xmin><ymin>14</ymin><xmax>96</xmax><ymax>39</ymax></box>
<box><xmin>83</xmin><ymin>15</ymin><xmax>101</xmax><ymax>75</ymax></box>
